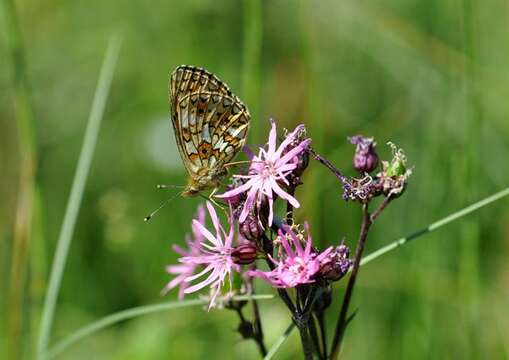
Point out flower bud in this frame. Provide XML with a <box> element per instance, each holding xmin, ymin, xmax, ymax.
<box><xmin>318</xmin><ymin>244</ymin><xmax>352</xmax><ymax>281</ymax></box>
<box><xmin>231</xmin><ymin>243</ymin><xmax>258</xmax><ymax>265</ymax></box>
<box><xmin>348</xmin><ymin>135</ymin><xmax>379</xmax><ymax>174</ymax></box>
<box><xmin>239</xmin><ymin>212</ymin><xmax>264</xmax><ymax>241</ymax></box>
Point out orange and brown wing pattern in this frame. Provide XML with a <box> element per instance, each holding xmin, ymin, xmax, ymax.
<box><xmin>175</xmin><ymin>91</ymin><xmax>250</xmax><ymax>177</ymax></box>
<box><xmin>168</xmin><ymin>65</ymin><xmax>250</xmax><ymax>192</ymax></box>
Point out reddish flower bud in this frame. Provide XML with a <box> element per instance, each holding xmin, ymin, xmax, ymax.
<box><xmin>231</xmin><ymin>244</ymin><xmax>258</xmax><ymax>265</ymax></box>
<box><xmin>349</xmin><ymin>135</ymin><xmax>379</xmax><ymax>174</ymax></box>
<box><xmin>239</xmin><ymin>213</ymin><xmax>264</xmax><ymax>241</ymax></box>
<box><xmin>318</xmin><ymin>244</ymin><xmax>352</xmax><ymax>281</ymax></box>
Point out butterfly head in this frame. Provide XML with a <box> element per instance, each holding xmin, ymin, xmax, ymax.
<box><xmin>182</xmin><ymin>170</ymin><xmax>225</xmax><ymax>197</ymax></box>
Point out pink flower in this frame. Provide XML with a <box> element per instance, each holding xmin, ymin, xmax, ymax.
<box><xmin>161</xmin><ymin>204</ymin><xmax>206</xmax><ymax>300</ymax></box>
<box><xmin>180</xmin><ymin>202</ymin><xmax>239</xmax><ymax>309</ymax></box>
<box><xmin>217</xmin><ymin>120</ymin><xmax>311</xmax><ymax>225</ymax></box>
<box><xmin>249</xmin><ymin>224</ymin><xmax>332</xmax><ymax>288</ymax></box>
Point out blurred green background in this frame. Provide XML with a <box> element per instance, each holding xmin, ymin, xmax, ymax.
<box><xmin>1</xmin><ymin>0</ymin><xmax>509</xmax><ymax>359</ymax></box>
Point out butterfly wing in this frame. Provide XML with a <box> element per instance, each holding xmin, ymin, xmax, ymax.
<box><xmin>170</xmin><ymin>65</ymin><xmax>234</xmax><ymax>120</ymax></box>
<box><xmin>168</xmin><ymin>66</ymin><xmax>250</xmax><ymax>193</ymax></box>
<box><xmin>174</xmin><ymin>91</ymin><xmax>250</xmax><ymax>180</ymax></box>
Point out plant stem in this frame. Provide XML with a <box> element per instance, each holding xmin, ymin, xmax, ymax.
<box><xmin>250</xmin><ymin>282</ymin><xmax>267</xmax><ymax>356</ymax></box>
<box><xmin>309</xmin><ymin>148</ymin><xmax>347</xmax><ymax>184</ymax></box>
<box><xmin>329</xmin><ymin>204</ymin><xmax>371</xmax><ymax>359</ymax></box>
<box><xmin>370</xmin><ymin>196</ymin><xmax>392</xmax><ymax>222</ymax></box>
<box><xmin>316</xmin><ymin>311</ymin><xmax>327</xmax><ymax>359</ymax></box>
<box><xmin>1</xmin><ymin>0</ymin><xmax>37</xmax><ymax>357</ymax></box>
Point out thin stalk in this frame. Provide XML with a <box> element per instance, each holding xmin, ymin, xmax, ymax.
<box><xmin>1</xmin><ymin>0</ymin><xmax>37</xmax><ymax>358</ymax></box>
<box><xmin>316</xmin><ymin>311</ymin><xmax>327</xmax><ymax>359</ymax></box>
<box><xmin>309</xmin><ymin>148</ymin><xmax>347</xmax><ymax>184</ymax></box>
<box><xmin>330</xmin><ymin>204</ymin><xmax>372</xmax><ymax>359</ymax></box>
<box><xmin>47</xmin><ymin>294</ymin><xmax>272</xmax><ymax>359</ymax></box>
<box><xmin>36</xmin><ymin>35</ymin><xmax>122</xmax><ymax>360</ymax></box>
<box><xmin>264</xmin><ymin>323</ymin><xmax>296</xmax><ymax>360</ymax></box>
<box><xmin>361</xmin><ymin>187</ymin><xmax>509</xmax><ymax>266</ymax></box>
<box><xmin>251</xmin><ymin>283</ymin><xmax>267</xmax><ymax>356</ymax></box>
<box><xmin>307</xmin><ymin>315</ymin><xmax>322</xmax><ymax>359</ymax></box>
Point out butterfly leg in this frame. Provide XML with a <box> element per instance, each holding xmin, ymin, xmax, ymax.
<box><xmin>208</xmin><ymin>188</ymin><xmax>230</xmax><ymax>217</ymax></box>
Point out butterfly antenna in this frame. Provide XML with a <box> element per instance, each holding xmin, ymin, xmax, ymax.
<box><xmin>223</xmin><ymin>160</ymin><xmax>252</xmax><ymax>168</ymax></box>
<box><xmin>156</xmin><ymin>184</ymin><xmax>185</xmax><ymax>189</ymax></box>
<box><xmin>144</xmin><ymin>192</ymin><xmax>181</xmax><ymax>222</ymax></box>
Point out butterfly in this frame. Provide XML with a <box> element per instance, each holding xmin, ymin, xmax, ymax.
<box><xmin>169</xmin><ymin>65</ymin><xmax>251</xmax><ymax>197</ymax></box>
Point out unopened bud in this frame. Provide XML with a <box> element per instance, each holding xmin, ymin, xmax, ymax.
<box><xmin>349</xmin><ymin>135</ymin><xmax>379</xmax><ymax>174</ymax></box>
<box><xmin>231</xmin><ymin>244</ymin><xmax>258</xmax><ymax>265</ymax></box>
<box><xmin>319</xmin><ymin>245</ymin><xmax>352</xmax><ymax>281</ymax></box>
<box><xmin>239</xmin><ymin>213</ymin><xmax>264</xmax><ymax>241</ymax></box>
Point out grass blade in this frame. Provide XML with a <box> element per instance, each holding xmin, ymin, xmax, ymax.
<box><xmin>361</xmin><ymin>187</ymin><xmax>509</xmax><ymax>266</ymax></box>
<box><xmin>36</xmin><ymin>34</ymin><xmax>123</xmax><ymax>360</ymax></box>
<box><xmin>47</xmin><ymin>294</ymin><xmax>274</xmax><ymax>358</ymax></box>
<box><xmin>264</xmin><ymin>323</ymin><xmax>296</xmax><ymax>360</ymax></box>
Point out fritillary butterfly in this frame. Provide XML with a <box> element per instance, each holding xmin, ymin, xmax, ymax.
<box><xmin>169</xmin><ymin>65</ymin><xmax>251</xmax><ymax>196</ymax></box>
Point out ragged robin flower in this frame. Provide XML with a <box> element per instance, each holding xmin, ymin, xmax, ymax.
<box><xmin>166</xmin><ymin>202</ymin><xmax>240</xmax><ymax>310</ymax></box>
<box><xmin>217</xmin><ymin>119</ymin><xmax>311</xmax><ymax>226</ymax></box>
<box><xmin>161</xmin><ymin>204</ymin><xmax>206</xmax><ymax>300</ymax></box>
<box><xmin>249</xmin><ymin>224</ymin><xmax>333</xmax><ymax>288</ymax></box>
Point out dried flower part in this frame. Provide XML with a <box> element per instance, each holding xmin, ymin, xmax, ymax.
<box><xmin>349</xmin><ymin>135</ymin><xmax>379</xmax><ymax>174</ymax></box>
<box><xmin>377</xmin><ymin>142</ymin><xmax>412</xmax><ymax>197</ymax></box>
<box><xmin>239</xmin><ymin>212</ymin><xmax>265</xmax><ymax>241</ymax></box>
<box><xmin>318</xmin><ymin>244</ymin><xmax>352</xmax><ymax>281</ymax></box>
<box><xmin>342</xmin><ymin>175</ymin><xmax>380</xmax><ymax>202</ymax></box>
<box><xmin>231</xmin><ymin>243</ymin><xmax>258</xmax><ymax>265</ymax></box>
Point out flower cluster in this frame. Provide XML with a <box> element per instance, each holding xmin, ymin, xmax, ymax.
<box><xmin>161</xmin><ymin>122</ymin><xmax>411</xmax><ymax>335</ymax></box>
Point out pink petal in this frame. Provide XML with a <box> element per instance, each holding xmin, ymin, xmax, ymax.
<box><xmin>185</xmin><ymin>263</ymin><xmax>214</xmax><ymax>282</ymax></box>
<box><xmin>275</xmin><ymin>138</ymin><xmax>311</xmax><ymax>168</ymax></box>
<box><xmin>269</xmin><ymin>177</ymin><xmax>300</xmax><ymax>208</ymax></box>
<box><xmin>266</xmin><ymin>119</ymin><xmax>277</xmax><ymax>157</ymax></box>
<box><xmin>206</xmin><ymin>201</ymin><xmax>221</xmax><ymax>237</ymax></box>
<box><xmin>193</xmin><ymin>220</ymin><xmax>222</xmax><ymax>248</ymax></box>
<box><xmin>216</xmin><ymin>179</ymin><xmax>255</xmax><ymax>198</ymax></box>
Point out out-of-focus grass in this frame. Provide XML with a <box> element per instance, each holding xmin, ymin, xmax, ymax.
<box><xmin>1</xmin><ymin>0</ymin><xmax>509</xmax><ymax>359</ymax></box>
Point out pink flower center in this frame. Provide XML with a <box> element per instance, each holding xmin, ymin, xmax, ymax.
<box><xmin>261</xmin><ymin>160</ymin><xmax>277</xmax><ymax>178</ymax></box>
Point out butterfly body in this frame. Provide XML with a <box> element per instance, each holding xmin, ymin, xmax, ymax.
<box><xmin>169</xmin><ymin>65</ymin><xmax>250</xmax><ymax>196</ymax></box>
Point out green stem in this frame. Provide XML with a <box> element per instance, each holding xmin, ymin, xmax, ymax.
<box><xmin>264</xmin><ymin>323</ymin><xmax>296</xmax><ymax>360</ymax></box>
<box><xmin>36</xmin><ymin>35</ymin><xmax>122</xmax><ymax>360</ymax></box>
<box><xmin>361</xmin><ymin>187</ymin><xmax>509</xmax><ymax>266</ymax></box>
<box><xmin>1</xmin><ymin>0</ymin><xmax>37</xmax><ymax>358</ymax></box>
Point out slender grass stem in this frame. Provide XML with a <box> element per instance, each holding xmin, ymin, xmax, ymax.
<box><xmin>36</xmin><ymin>35</ymin><xmax>122</xmax><ymax>360</ymax></box>
<box><xmin>330</xmin><ymin>204</ymin><xmax>372</xmax><ymax>359</ymax></box>
<box><xmin>1</xmin><ymin>0</ymin><xmax>37</xmax><ymax>357</ymax></box>
<box><xmin>361</xmin><ymin>187</ymin><xmax>509</xmax><ymax>266</ymax></box>
<box><xmin>47</xmin><ymin>295</ymin><xmax>273</xmax><ymax>359</ymax></box>
<box><xmin>263</xmin><ymin>323</ymin><xmax>296</xmax><ymax>360</ymax></box>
